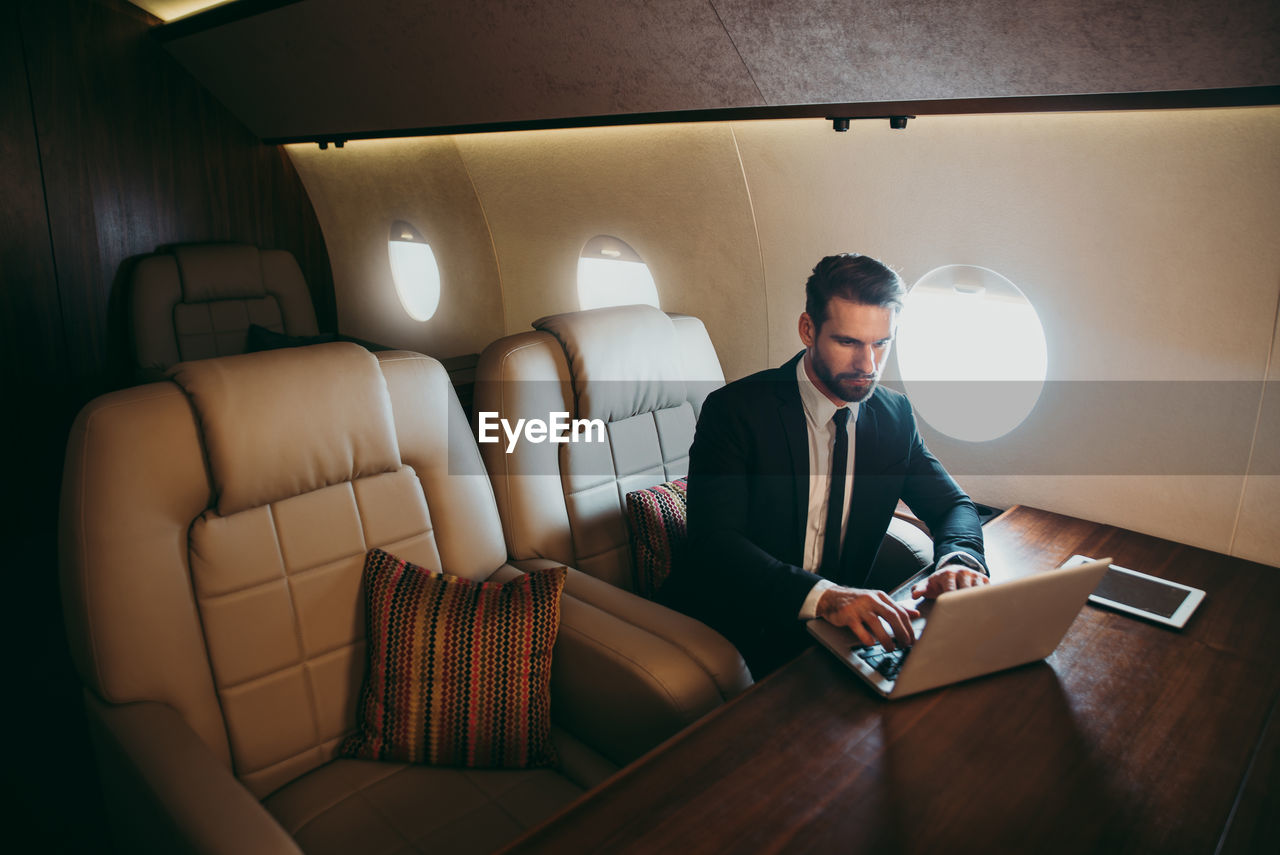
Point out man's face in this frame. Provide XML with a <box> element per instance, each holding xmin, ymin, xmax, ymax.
<box><xmin>799</xmin><ymin>297</ymin><xmax>896</xmax><ymax>404</ymax></box>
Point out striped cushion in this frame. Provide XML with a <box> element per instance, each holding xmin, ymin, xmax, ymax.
<box><xmin>342</xmin><ymin>549</ymin><xmax>566</xmax><ymax>768</ymax></box>
<box><xmin>625</xmin><ymin>478</ymin><xmax>688</xmax><ymax>598</ymax></box>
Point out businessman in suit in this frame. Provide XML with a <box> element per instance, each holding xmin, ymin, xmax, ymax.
<box><xmin>667</xmin><ymin>253</ymin><xmax>987</xmax><ymax>677</ymax></box>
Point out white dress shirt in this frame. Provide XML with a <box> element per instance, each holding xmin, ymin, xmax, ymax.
<box><xmin>794</xmin><ymin>358</ymin><xmax>985</xmax><ymax>620</ymax></box>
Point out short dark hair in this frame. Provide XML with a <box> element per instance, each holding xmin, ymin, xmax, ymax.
<box><xmin>804</xmin><ymin>253</ymin><xmax>906</xmax><ymax>330</ymax></box>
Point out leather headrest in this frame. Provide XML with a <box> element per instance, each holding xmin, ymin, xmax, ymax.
<box><xmin>170</xmin><ymin>343</ymin><xmax>401</xmax><ymax>516</ymax></box>
<box><xmin>173</xmin><ymin>244</ymin><xmax>266</xmax><ymax>302</ymax></box>
<box><xmin>532</xmin><ymin>305</ymin><xmax>686</xmax><ymax>422</ymax></box>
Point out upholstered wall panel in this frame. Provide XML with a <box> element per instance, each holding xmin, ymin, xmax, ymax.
<box><xmin>287</xmin><ymin>137</ymin><xmax>503</xmax><ymax>358</ymax></box>
<box><xmin>1233</xmin><ymin>295</ymin><xmax>1280</xmax><ymax>565</ymax></box>
<box><xmin>733</xmin><ymin>108</ymin><xmax>1280</xmax><ymax>563</ymax></box>
<box><xmin>286</xmin><ymin>108</ymin><xmax>1277</xmax><ymax>565</ymax></box>
<box><xmin>454</xmin><ymin>123</ymin><xmax>767</xmax><ymax>381</ymax></box>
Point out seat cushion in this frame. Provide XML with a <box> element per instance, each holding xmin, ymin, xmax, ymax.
<box><xmin>343</xmin><ymin>549</ymin><xmax>566</xmax><ymax>768</ymax></box>
<box><xmin>625</xmin><ymin>478</ymin><xmax>689</xmax><ymax>598</ymax></box>
<box><xmin>263</xmin><ymin>757</ymin><xmax>583</xmax><ymax>855</ymax></box>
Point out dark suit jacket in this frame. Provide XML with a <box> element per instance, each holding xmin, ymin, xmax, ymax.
<box><xmin>666</xmin><ymin>351</ymin><xmax>985</xmax><ymax>674</ymax></box>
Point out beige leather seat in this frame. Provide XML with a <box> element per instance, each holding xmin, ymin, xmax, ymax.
<box><xmin>130</xmin><ymin>243</ymin><xmax>322</xmax><ymax>382</ymax></box>
<box><xmin>60</xmin><ymin>342</ymin><xmax>737</xmax><ymax>854</ymax></box>
<box><xmin>476</xmin><ymin>306</ymin><xmax>725</xmax><ymax>593</ymax></box>
<box><xmin>475</xmin><ymin>305</ymin><xmax>932</xmax><ymax>647</ymax></box>
<box><xmin>475</xmin><ymin>306</ymin><xmax>752</xmax><ymax>700</ymax></box>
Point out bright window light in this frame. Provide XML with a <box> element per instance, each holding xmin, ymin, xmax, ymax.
<box><xmin>577</xmin><ymin>235</ymin><xmax>660</xmax><ymax>311</ymax></box>
<box><xmin>896</xmin><ymin>265</ymin><xmax>1048</xmax><ymax>442</ymax></box>
<box><xmin>388</xmin><ymin>220</ymin><xmax>440</xmax><ymax>322</ymax></box>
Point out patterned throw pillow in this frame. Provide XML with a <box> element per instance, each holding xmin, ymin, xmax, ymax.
<box><xmin>342</xmin><ymin>548</ymin><xmax>566</xmax><ymax>768</ymax></box>
<box><xmin>624</xmin><ymin>478</ymin><xmax>689</xmax><ymax>598</ymax></box>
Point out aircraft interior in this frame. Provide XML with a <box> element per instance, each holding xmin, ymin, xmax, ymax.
<box><xmin>4</xmin><ymin>0</ymin><xmax>1278</xmax><ymax>852</ymax></box>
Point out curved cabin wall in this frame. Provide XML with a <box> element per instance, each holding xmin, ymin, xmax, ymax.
<box><xmin>288</xmin><ymin>123</ymin><xmax>768</xmax><ymax>379</ymax></box>
<box><xmin>288</xmin><ymin>138</ymin><xmax>503</xmax><ymax>358</ymax></box>
<box><xmin>285</xmin><ymin>107</ymin><xmax>1280</xmax><ymax>567</ymax></box>
<box><xmin>452</xmin><ymin>124</ymin><xmax>767</xmax><ymax>380</ymax></box>
<box><xmin>735</xmin><ymin>109</ymin><xmax>1280</xmax><ymax>568</ymax></box>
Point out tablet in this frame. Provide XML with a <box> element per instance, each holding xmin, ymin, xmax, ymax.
<box><xmin>1063</xmin><ymin>554</ymin><xmax>1204</xmax><ymax>629</ymax></box>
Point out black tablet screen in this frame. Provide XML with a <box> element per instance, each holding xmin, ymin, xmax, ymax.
<box><xmin>1093</xmin><ymin>568</ymin><xmax>1189</xmax><ymax>618</ymax></box>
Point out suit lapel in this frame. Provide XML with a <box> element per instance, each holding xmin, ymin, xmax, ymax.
<box><xmin>775</xmin><ymin>354</ymin><xmax>809</xmax><ymax>556</ymax></box>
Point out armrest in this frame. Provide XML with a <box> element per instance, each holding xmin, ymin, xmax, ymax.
<box><xmin>885</xmin><ymin>515</ymin><xmax>935</xmax><ymax>567</ymax></box>
<box><xmin>512</xmin><ymin>558</ymin><xmax>752</xmax><ymax>701</ymax></box>
<box><xmin>872</xmin><ymin>517</ymin><xmax>937</xmax><ymax>594</ymax></box>
<box><xmin>86</xmin><ymin>695</ymin><xmax>301</xmax><ymax>854</ymax></box>
<box><xmin>491</xmin><ymin>564</ymin><xmax>735</xmax><ymax>767</ymax></box>
<box><xmin>893</xmin><ymin>500</ymin><xmax>932</xmax><ymax>536</ymax></box>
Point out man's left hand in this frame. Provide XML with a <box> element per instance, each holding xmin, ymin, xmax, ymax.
<box><xmin>910</xmin><ymin>563</ymin><xmax>989</xmax><ymax>599</ymax></box>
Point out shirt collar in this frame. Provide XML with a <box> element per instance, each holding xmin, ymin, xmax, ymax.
<box><xmin>796</xmin><ymin>355</ymin><xmax>859</xmax><ymax>428</ymax></box>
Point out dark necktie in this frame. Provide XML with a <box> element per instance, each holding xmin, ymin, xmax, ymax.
<box><xmin>821</xmin><ymin>407</ymin><xmax>851</xmax><ymax>577</ymax></box>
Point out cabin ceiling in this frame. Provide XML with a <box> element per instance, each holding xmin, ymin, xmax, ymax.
<box><xmin>155</xmin><ymin>0</ymin><xmax>1280</xmax><ymax>142</ymax></box>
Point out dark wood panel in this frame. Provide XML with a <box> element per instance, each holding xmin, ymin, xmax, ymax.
<box><xmin>0</xmin><ymin>2</ymin><xmax>64</xmax><ymax>383</ymax></box>
<box><xmin>19</xmin><ymin>0</ymin><xmax>336</xmax><ymax>397</ymax></box>
<box><xmin>6</xmin><ymin>2</ymin><xmax>336</xmax><ymax>851</ymax></box>
<box><xmin>3</xmin><ymin>8</ymin><xmax>109</xmax><ymax>851</ymax></box>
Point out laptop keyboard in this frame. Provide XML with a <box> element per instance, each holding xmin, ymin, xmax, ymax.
<box><xmin>856</xmin><ymin>644</ymin><xmax>913</xmax><ymax>680</ymax></box>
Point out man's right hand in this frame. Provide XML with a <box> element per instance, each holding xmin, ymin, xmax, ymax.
<box><xmin>817</xmin><ymin>586</ymin><xmax>920</xmax><ymax>651</ymax></box>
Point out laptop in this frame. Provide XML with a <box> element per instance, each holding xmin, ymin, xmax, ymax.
<box><xmin>806</xmin><ymin>557</ymin><xmax>1111</xmax><ymax>698</ymax></box>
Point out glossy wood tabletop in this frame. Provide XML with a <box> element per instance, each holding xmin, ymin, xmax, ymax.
<box><xmin>503</xmin><ymin>506</ymin><xmax>1280</xmax><ymax>855</ymax></box>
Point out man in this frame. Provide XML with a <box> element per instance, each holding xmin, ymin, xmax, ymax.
<box><xmin>667</xmin><ymin>253</ymin><xmax>988</xmax><ymax>678</ymax></box>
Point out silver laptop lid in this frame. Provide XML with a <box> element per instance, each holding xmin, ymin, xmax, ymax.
<box><xmin>809</xmin><ymin>557</ymin><xmax>1111</xmax><ymax>698</ymax></box>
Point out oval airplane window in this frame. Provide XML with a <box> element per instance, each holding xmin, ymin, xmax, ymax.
<box><xmin>896</xmin><ymin>264</ymin><xmax>1048</xmax><ymax>442</ymax></box>
<box><xmin>577</xmin><ymin>235</ymin><xmax>660</xmax><ymax>311</ymax></box>
<box><xmin>388</xmin><ymin>220</ymin><xmax>441</xmax><ymax>321</ymax></box>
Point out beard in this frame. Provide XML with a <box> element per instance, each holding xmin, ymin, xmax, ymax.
<box><xmin>811</xmin><ymin>351</ymin><xmax>879</xmax><ymax>403</ymax></box>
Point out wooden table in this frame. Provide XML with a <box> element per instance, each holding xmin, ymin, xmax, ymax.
<box><xmin>504</xmin><ymin>506</ymin><xmax>1280</xmax><ymax>854</ymax></box>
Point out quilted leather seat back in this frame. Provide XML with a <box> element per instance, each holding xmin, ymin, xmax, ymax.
<box><xmin>61</xmin><ymin>343</ymin><xmax>507</xmax><ymax>797</ymax></box>
<box><xmin>131</xmin><ymin>244</ymin><xmax>321</xmax><ymax>382</ymax></box>
<box><xmin>475</xmin><ymin>306</ymin><xmax>724</xmax><ymax>591</ymax></box>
